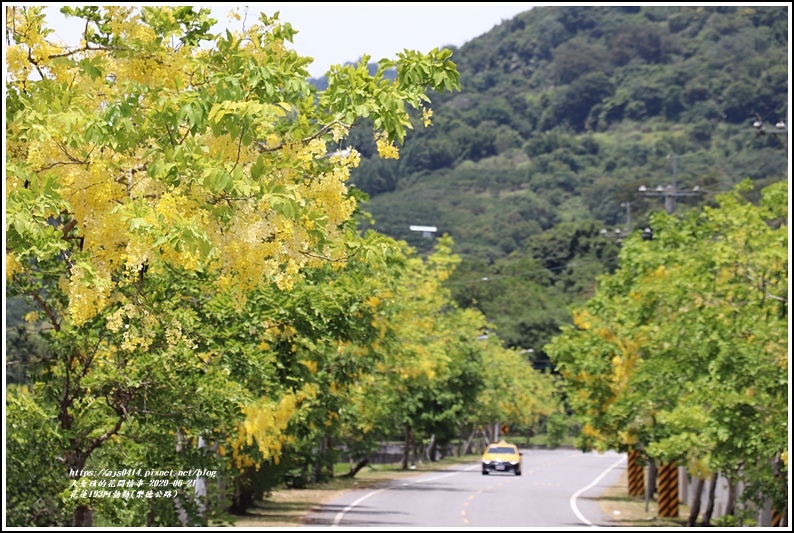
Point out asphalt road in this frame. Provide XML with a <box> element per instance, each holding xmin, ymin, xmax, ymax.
<box><xmin>303</xmin><ymin>448</ymin><xmax>627</xmax><ymax>528</ymax></box>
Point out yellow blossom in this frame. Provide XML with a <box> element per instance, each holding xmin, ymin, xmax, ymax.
<box><xmin>422</xmin><ymin>107</ymin><xmax>433</xmax><ymax>127</ymax></box>
<box><xmin>374</xmin><ymin>132</ymin><xmax>399</xmax><ymax>159</ymax></box>
<box><xmin>6</xmin><ymin>252</ymin><xmax>22</xmax><ymax>280</ymax></box>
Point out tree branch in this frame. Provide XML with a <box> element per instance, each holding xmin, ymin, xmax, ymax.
<box><xmin>255</xmin><ymin>118</ymin><xmax>349</xmax><ymax>154</ymax></box>
<box><xmin>35</xmin><ymin>160</ymin><xmax>88</xmax><ymax>173</ymax></box>
<box><xmin>85</xmin><ymin>414</ymin><xmax>126</xmax><ymax>458</ymax></box>
<box><xmin>230</xmin><ymin>123</ymin><xmax>247</xmax><ymax>173</ymax></box>
<box><xmin>52</xmin><ymin>138</ymin><xmax>91</xmax><ymax>166</ymax></box>
<box><xmin>742</xmin><ymin>270</ymin><xmax>787</xmax><ymax>303</ymax></box>
<box><xmin>300</xmin><ymin>248</ymin><xmax>359</xmax><ymax>263</ymax></box>
<box><xmin>30</xmin><ymin>290</ymin><xmax>61</xmax><ymax>331</ymax></box>
<box><xmin>47</xmin><ymin>44</ymin><xmax>129</xmax><ymax>60</ymax></box>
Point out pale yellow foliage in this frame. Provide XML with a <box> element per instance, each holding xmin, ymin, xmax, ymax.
<box><xmin>6</xmin><ymin>7</ymin><xmax>373</xmax><ymax>325</ymax></box>
<box><xmin>6</xmin><ymin>253</ymin><xmax>22</xmax><ymax>280</ymax></box>
<box><xmin>572</xmin><ymin>309</ymin><xmax>591</xmax><ymax>330</ymax></box>
<box><xmin>300</xmin><ymin>360</ymin><xmax>318</xmax><ymax>373</ymax></box>
<box><xmin>421</xmin><ymin>107</ymin><xmax>433</xmax><ymax>127</ymax></box>
<box><xmin>618</xmin><ymin>431</ymin><xmax>638</xmax><ymax>446</ymax></box>
<box><xmin>67</xmin><ymin>267</ymin><xmax>111</xmax><ymax>327</ymax></box>
<box><xmin>374</xmin><ymin>132</ymin><xmax>400</xmax><ymax>159</ymax></box>
<box><xmin>231</xmin><ymin>392</ymin><xmax>298</xmax><ymax>470</ymax></box>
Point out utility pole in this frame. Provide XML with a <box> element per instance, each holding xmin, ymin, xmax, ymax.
<box><xmin>600</xmin><ymin>201</ymin><xmax>632</xmax><ymax>239</ymax></box>
<box><xmin>638</xmin><ymin>154</ymin><xmax>701</xmax><ymax>214</ymax></box>
<box><xmin>666</xmin><ymin>153</ymin><xmax>677</xmax><ymax>214</ymax></box>
<box><xmin>753</xmin><ymin>118</ymin><xmax>788</xmax><ymax>137</ymax></box>
<box><xmin>622</xmin><ymin>201</ymin><xmax>631</xmax><ymax>233</ymax></box>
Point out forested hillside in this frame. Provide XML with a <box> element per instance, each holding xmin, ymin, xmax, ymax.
<box><xmin>345</xmin><ymin>5</ymin><xmax>789</xmax><ymax>354</ymax></box>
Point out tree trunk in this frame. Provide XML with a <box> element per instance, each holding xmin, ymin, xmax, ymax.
<box><xmin>401</xmin><ymin>423</ymin><xmax>413</xmax><ymax>470</ymax></box>
<box><xmin>312</xmin><ymin>437</ymin><xmax>326</xmax><ymax>483</ymax></box>
<box><xmin>771</xmin><ymin>453</ymin><xmax>787</xmax><ymax>527</ymax></box>
<box><xmin>229</xmin><ymin>476</ymin><xmax>253</xmax><ymax>515</ymax></box>
<box><xmin>479</xmin><ymin>426</ymin><xmax>490</xmax><ymax>453</ymax></box>
<box><xmin>426</xmin><ymin>433</ymin><xmax>437</xmax><ymax>462</ymax></box>
<box><xmin>627</xmin><ymin>450</ymin><xmax>645</xmax><ymax>497</ymax></box>
<box><xmin>687</xmin><ymin>477</ymin><xmax>705</xmax><ymax>527</ymax></box>
<box><xmin>725</xmin><ymin>480</ymin><xmax>736</xmax><ymax>517</ymax></box>
<box><xmin>343</xmin><ymin>458</ymin><xmax>369</xmax><ymax>478</ymax></box>
<box><xmin>66</xmin><ymin>452</ymin><xmax>92</xmax><ymax>526</ymax></box>
<box><xmin>195</xmin><ymin>436</ymin><xmax>207</xmax><ymax>525</ymax></box>
<box><xmin>325</xmin><ymin>436</ymin><xmax>335</xmax><ymax>480</ymax></box>
<box><xmin>656</xmin><ymin>462</ymin><xmax>679</xmax><ymax>518</ymax></box>
<box><xmin>645</xmin><ymin>462</ymin><xmax>657</xmax><ymax>512</ymax></box>
<box><xmin>462</xmin><ymin>428</ymin><xmax>476</xmax><ymax>456</ymax></box>
<box><xmin>700</xmin><ymin>472</ymin><xmax>719</xmax><ymax>526</ymax></box>
<box><xmin>175</xmin><ymin>429</ymin><xmax>190</xmax><ymax>525</ymax></box>
<box><xmin>216</xmin><ymin>474</ymin><xmax>227</xmax><ymax>511</ymax></box>
<box><xmin>72</xmin><ymin>504</ymin><xmax>93</xmax><ymax>527</ymax></box>
<box><xmin>147</xmin><ymin>501</ymin><xmax>156</xmax><ymax>526</ymax></box>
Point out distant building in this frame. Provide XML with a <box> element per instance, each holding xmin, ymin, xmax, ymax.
<box><xmin>409</xmin><ymin>225</ymin><xmax>437</xmax><ymax>239</ymax></box>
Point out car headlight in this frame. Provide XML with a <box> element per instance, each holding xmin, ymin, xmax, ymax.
<box><xmin>509</xmin><ymin>461</ymin><xmax>518</xmax><ymax>465</ymax></box>
<box><xmin>483</xmin><ymin>460</ymin><xmax>491</xmax><ymax>464</ymax></box>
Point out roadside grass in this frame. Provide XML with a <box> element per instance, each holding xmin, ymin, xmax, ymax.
<box><xmin>598</xmin><ymin>468</ymin><xmax>690</xmax><ymax>527</ymax></box>
<box><xmin>231</xmin><ymin>455</ymin><xmax>482</xmax><ymax>527</ymax></box>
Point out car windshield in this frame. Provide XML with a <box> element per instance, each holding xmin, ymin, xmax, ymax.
<box><xmin>487</xmin><ymin>446</ymin><xmax>516</xmax><ymax>454</ymax></box>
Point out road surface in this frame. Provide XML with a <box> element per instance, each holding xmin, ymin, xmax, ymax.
<box><xmin>303</xmin><ymin>448</ymin><xmax>627</xmax><ymax>528</ymax></box>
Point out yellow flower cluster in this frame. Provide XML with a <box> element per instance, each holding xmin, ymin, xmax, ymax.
<box><xmin>374</xmin><ymin>132</ymin><xmax>400</xmax><ymax>159</ymax></box>
<box><xmin>300</xmin><ymin>360</ymin><xmax>318</xmax><ymax>373</ymax></box>
<box><xmin>331</xmin><ymin>123</ymin><xmax>349</xmax><ymax>143</ymax></box>
<box><xmin>311</xmin><ymin>174</ymin><xmax>356</xmax><ymax>228</ymax></box>
<box><xmin>421</xmin><ymin>107</ymin><xmax>433</xmax><ymax>127</ymax></box>
<box><xmin>106</xmin><ymin>305</ymin><xmax>130</xmax><ymax>333</ymax></box>
<box><xmin>67</xmin><ymin>268</ymin><xmax>111</xmax><ymax>327</ymax></box>
<box><xmin>5</xmin><ymin>253</ymin><xmax>22</xmax><ymax>281</ymax></box>
<box><xmin>121</xmin><ymin>240</ymin><xmax>151</xmax><ymax>283</ymax></box>
<box><xmin>120</xmin><ymin>330</ymin><xmax>153</xmax><ymax>353</ymax></box>
<box><xmin>4</xmin><ymin>46</ymin><xmax>32</xmax><ymax>81</ymax></box>
<box><xmin>231</xmin><ymin>393</ymin><xmax>298</xmax><ymax>470</ymax></box>
<box><xmin>205</xmin><ymin>134</ymin><xmax>241</xmax><ymax>162</ymax></box>
<box><xmin>307</xmin><ymin>138</ymin><xmax>327</xmax><ymax>158</ymax></box>
<box><xmin>572</xmin><ymin>309</ymin><xmax>591</xmax><ymax>330</ymax></box>
<box><xmin>165</xmin><ymin>324</ymin><xmax>198</xmax><ymax>351</ymax></box>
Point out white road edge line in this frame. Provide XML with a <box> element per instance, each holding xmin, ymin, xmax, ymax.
<box><xmin>570</xmin><ymin>454</ymin><xmax>627</xmax><ymax>527</ymax></box>
<box><xmin>331</xmin><ymin>464</ymin><xmax>480</xmax><ymax>527</ymax></box>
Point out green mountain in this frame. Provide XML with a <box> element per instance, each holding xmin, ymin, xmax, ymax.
<box><xmin>344</xmin><ymin>5</ymin><xmax>789</xmax><ymax>355</ymax></box>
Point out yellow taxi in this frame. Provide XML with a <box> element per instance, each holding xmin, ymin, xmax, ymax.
<box><xmin>481</xmin><ymin>440</ymin><xmax>522</xmax><ymax>475</ymax></box>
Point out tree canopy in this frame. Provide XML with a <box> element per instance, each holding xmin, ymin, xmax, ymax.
<box><xmin>545</xmin><ymin>180</ymin><xmax>788</xmax><ymax>518</ymax></box>
<box><xmin>4</xmin><ymin>6</ymin><xmax>502</xmax><ymax>526</ymax></box>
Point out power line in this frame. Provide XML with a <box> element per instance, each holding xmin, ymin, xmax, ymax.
<box><xmin>444</xmin><ymin>258</ymin><xmax>608</xmax><ymax>286</ymax></box>
<box><xmin>638</xmin><ymin>123</ymin><xmax>783</xmax><ymax>214</ymax></box>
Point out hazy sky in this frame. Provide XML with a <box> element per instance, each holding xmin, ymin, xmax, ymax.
<box><xmin>41</xmin><ymin>3</ymin><xmax>541</xmax><ymax>78</ymax></box>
